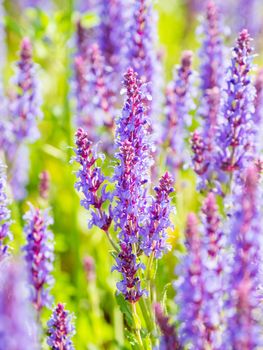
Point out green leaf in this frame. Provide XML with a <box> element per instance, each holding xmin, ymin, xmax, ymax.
<box><xmin>115</xmin><ymin>293</ymin><xmax>133</xmax><ymax>328</ymax></box>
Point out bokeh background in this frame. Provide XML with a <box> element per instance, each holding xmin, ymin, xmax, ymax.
<box><xmin>2</xmin><ymin>0</ymin><xmax>263</xmax><ymax>349</ymax></box>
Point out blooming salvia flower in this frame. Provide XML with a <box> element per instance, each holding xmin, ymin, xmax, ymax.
<box><xmin>47</xmin><ymin>303</ymin><xmax>75</xmax><ymax>350</ymax></box>
<box><xmin>113</xmin><ymin>68</ymin><xmax>152</xmax><ymax>244</ymax></box>
<box><xmin>0</xmin><ymin>260</ymin><xmax>40</xmax><ymax>350</ymax></box>
<box><xmin>141</xmin><ymin>172</ymin><xmax>174</xmax><ymax>258</ymax></box>
<box><xmin>175</xmin><ymin>213</ymin><xmax>204</xmax><ymax>348</ymax></box>
<box><xmin>23</xmin><ymin>205</ymin><xmax>54</xmax><ymax>312</ymax></box>
<box><xmin>0</xmin><ymin>162</ymin><xmax>12</xmax><ymax>262</ymax></box>
<box><xmin>154</xmin><ymin>303</ymin><xmax>182</xmax><ymax>350</ymax></box>
<box><xmin>112</xmin><ymin>68</ymin><xmax>152</xmax><ymax>302</ymax></box>
<box><xmin>164</xmin><ymin>51</ymin><xmax>194</xmax><ymax>171</ymax></box>
<box><xmin>201</xmin><ymin>192</ymin><xmax>224</xmax><ymax>349</ymax></box>
<box><xmin>215</xmin><ymin>29</ymin><xmax>256</xmax><ymax>185</ymax></box>
<box><xmin>226</xmin><ymin>165</ymin><xmax>263</xmax><ymax>349</ymax></box>
<box><xmin>74</xmin><ymin>127</ymin><xmax>112</xmax><ymax>231</ymax></box>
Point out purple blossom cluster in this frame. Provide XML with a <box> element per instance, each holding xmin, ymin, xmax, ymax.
<box><xmin>23</xmin><ymin>205</ymin><xmax>54</xmax><ymax>313</ymax></box>
<box><xmin>47</xmin><ymin>303</ymin><xmax>75</xmax><ymax>350</ymax></box>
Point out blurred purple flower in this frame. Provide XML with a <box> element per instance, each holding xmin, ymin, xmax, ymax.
<box><xmin>10</xmin><ymin>37</ymin><xmax>42</xmax><ymax>143</ymax></box>
<box><xmin>0</xmin><ymin>162</ymin><xmax>12</xmax><ymax>262</ymax></box>
<box><xmin>215</xmin><ymin>29</ymin><xmax>256</xmax><ymax>183</ymax></box>
<box><xmin>141</xmin><ymin>172</ymin><xmax>174</xmax><ymax>258</ymax></box>
<box><xmin>74</xmin><ymin>127</ymin><xmax>112</xmax><ymax>231</ymax></box>
<box><xmin>164</xmin><ymin>51</ymin><xmax>194</xmax><ymax>170</ymax></box>
<box><xmin>39</xmin><ymin>170</ymin><xmax>50</xmax><ymax>200</ymax></box>
<box><xmin>23</xmin><ymin>205</ymin><xmax>54</xmax><ymax>313</ymax></box>
<box><xmin>226</xmin><ymin>165</ymin><xmax>263</xmax><ymax>348</ymax></box>
<box><xmin>175</xmin><ymin>213</ymin><xmax>204</xmax><ymax>348</ymax></box>
<box><xmin>154</xmin><ymin>303</ymin><xmax>182</xmax><ymax>350</ymax></box>
<box><xmin>83</xmin><ymin>256</ymin><xmax>96</xmax><ymax>282</ymax></box>
<box><xmin>0</xmin><ymin>260</ymin><xmax>40</xmax><ymax>350</ymax></box>
<box><xmin>201</xmin><ymin>192</ymin><xmax>224</xmax><ymax>349</ymax></box>
<box><xmin>47</xmin><ymin>303</ymin><xmax>75</xmax><ymax>350</ymax></box>
<box><xmin>253</xmin><ymin>68</ymin><xmax>263</xmax><ymax>153</ymax></box>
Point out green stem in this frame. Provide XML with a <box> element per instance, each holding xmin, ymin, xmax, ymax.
<box><xmin>132</xmin><ymin>303</ymin><xmax>144</xmax><ymax>350</ymax></box>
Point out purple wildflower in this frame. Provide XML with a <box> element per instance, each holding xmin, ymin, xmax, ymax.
<box><xmin>191</xmin><ymin>130</ymin><xmax>208</xmax><ymax>177</ymax></box>
<box><xmin>0</xmin><ymin>162</ymin><xmax>12</xmax><ymax>262</ymax></box>
<box><xmin>141</xmin><ymin>172</ymin><xmax>174</xmax><ymax>258</ymax></box>
<box><xmin>0</xmin><ymin>260</ymin><xmax>40</xmax><ymax>350</ymax></box>
<box><xmin>154</xmin><ymin>303</ymin><xmax>181</xmax><ymax>350</ymax></box>
<box><xmin>128</xmin><ymin>0</ymin><xmax>163</xmax><ymax>139</ymax></box>
<box><xmin>226</xmin><ymin>165</ymin><xmax>263</xmax><ymax>349</ymax></box>
<box><xmin>201</xmin><ymin>192</ymin><xmax>224</xmax><ymax>349</ymax></box>
<box><xmin>199</xmin><ymin>1</ymin><xmax>224</xmax><ymax>93</ymax></box>
<box><xmin>112</xmin><ymin>68</ymin><xmax>152</xmax><ymax>302</ymax></box>
<box><xmin>216</xmin><ymin>29</ymin><xmax>256</xmax><ymax>183</ymax></box>
<box><xmin>47</xmin><ymin>303</ymin><xmax>75</xmax><ymax>350</ymax></box>
<box><xmin>113</xmin><ymin>68</ymin><xmax>152</xmax><ymax>244</ymax></box>
<box><xmin>10</xmin><ymin>37</ymin><xmax>42</xmax><ymax>142</ymax></box>
<box><xmin>23</xmin><ymin>205</ymin><xmax>54</xmax><ymax>313</ymax></box>
<box><xmin>74</xmin><ymin>44</ymin><xmax>114</xmax><ymax>138</ymax></box>
<box><xmin>175</xmin><ymin>213</ymin><xmax>204</xmax><ymax>348</ymax></box>
<box><xmin>164</xmin><ymin>51</ymin><xmax>194</xmax><ymax>170</ymax></box>
<box><xmin>74</xmin><ymin>127</ymin><xmax>112</xmax><ymax>231</ymax></box>
<box><xmin>39</xmin><ymin>170</ymin><xmax>50</xmax><ymax>200</ymax></box>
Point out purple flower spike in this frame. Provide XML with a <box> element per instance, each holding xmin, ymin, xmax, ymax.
<box><xmin>175</xmin><ymin>213</ymin><xmax>204</xmax><ymax>349</ymax></box>
<box><xmin>154</xmin><ymin>303</ymin><xmax>182</xmax><ymax>350</ymax></box>
<box><xmin>83</xmin><ymin>256</ymin><xmax>96</xmax><ymax>282</ymax></box>
<box><xmin>74</xmin><ymin>44</ymin><xmax>114</xmax><ymax>136</ymax></box>
<box><xmin>113</xmin><ymin>242</ymin><xmax>145</xmax><ymax>303</ymax></box>
<box><xmin>10</xmin><ymin>37</ymin><xmax>42</xmax><ymax>143</ymax></box>
<box><xmin>23</xmin><ymin>205</ymin><xmax>54</xmax><ymax>312</ymax></box>
<box><xmin>201</xmin><ymin>192</ymin><xmax>224</xmax><ymax>349</ymax></box>
<box><xmin>226</xmin><ymin>165</ymin><xmax>263</xmax><ymax>349</ymax></box>
<box><xmin>113</xmin><ymin>68</ymin><xmax>152</xmax><ymax>244</ymax></box>
<box><xmin>216</xmin><ymin>29</ymin><xmax>256</xmax><ymax>181</ymax></box>
<box><xmin>47</xmin><ymin>303</ymin><xmax>75</xmax><ymax>350</ymax></box>
<box><xmin>164</xmin><ymin>51</ymin><xmax>194</xmax><ymax>170</ymax></box>
<box><xmin>141</xmin><ymin>172</ymin><xmax>174</xmax><ymax>258</ymax></box>
<box><xmin>0</xmin><ymin>260</ymin><xmax>40</xmax><ymax>350</ymax></box>
<box><xmin>74</xmin><ymin>128</ymin><xmax>111</xmax><ymax>231</ymax></box>
<box><xmin>191</xmin><ymin>130</ymin><xmax>208</xmax><ymax>177</ymax></box>
<box><xmin>0</xmin><ymin>162</ymin><xmax>12</xmax><ymax>262</ymax></box>
<box><xmin>199</xmin><ymin>1</ymin><xmax>224</xmax><ymax>93</ymax></box>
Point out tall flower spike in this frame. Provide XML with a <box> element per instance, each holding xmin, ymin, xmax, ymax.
<box><xmin>164</xmin><ymin>51</ymin><xmax>194</xmax><ymax>171</ymax></box>
<box><xmin>113</xmin><ymin>68</ymin><xmax>152</xmax><ymax>244</ymax></box>
<box><xmin>74</xmin><ymin>44</ymin><xmax>115</xmax><ymax>139</ymax></box>
<box><xmin>128</xmin><ymin>0</ymin><xmax>163</xmax><ymax>140</ymax></box>
<box><xmin>226</xmin><ymin>165</ymin><xmax>263</xmax><ymax>349</ymax></box>
<box><xmin>201</xmin><ymin>192</ymin><xmax>224</xmax><ymax>349</ymax></box>
<box><xmin>175</xmin><ymin>213</ymin><xmax>204</xmax><ymax>348</ymax></box>
<box><xmin>23</xmin><ymin>205</ymin><xmax>54</xmax><ymax>313</ymax></box>
<box><xmin>47</xmin><ymin>303</ymin><xmax>75</xmax><ymax>350</ymax></box>
<box><xmin>112</xmin><ymin>68</ymin><xmax>151</xmax><ymax>302</ymax></box>
<box><xmin>74</xmin><ymin>127</ymin><xmax>111</xmax><ymax>231</ymax></box>
<box><xmin>141</xmin><ymin>172</ymin><xmax>174</xmax><ymax>258</ymax></box>
<box><xmin>10</xmin><ymin>37</ymin><xmax>42</xmax><ymax>143</ymax></box>
<box><xmin>0</xmin><ymin>260</ymin><xmax>40</xmax><ymax>350</ymax></box>
<box><xmin>0</xmin><ymin>162</ymin><xmax>12</xmax><ymax>262</ymax></box>
<box><xmin>154</xmin><ymin>303</ymin><xmax>182</xmax><ymax>350</ymax></box>
<box><xmin>39</xmin><ymin>170</ymin><xmax>50</xmax><ymax>200</ymax></box>
<box><xmin>216</xmin><ymin>30</ymin><xmax>256</xmax><ymax>184</ymax></box>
